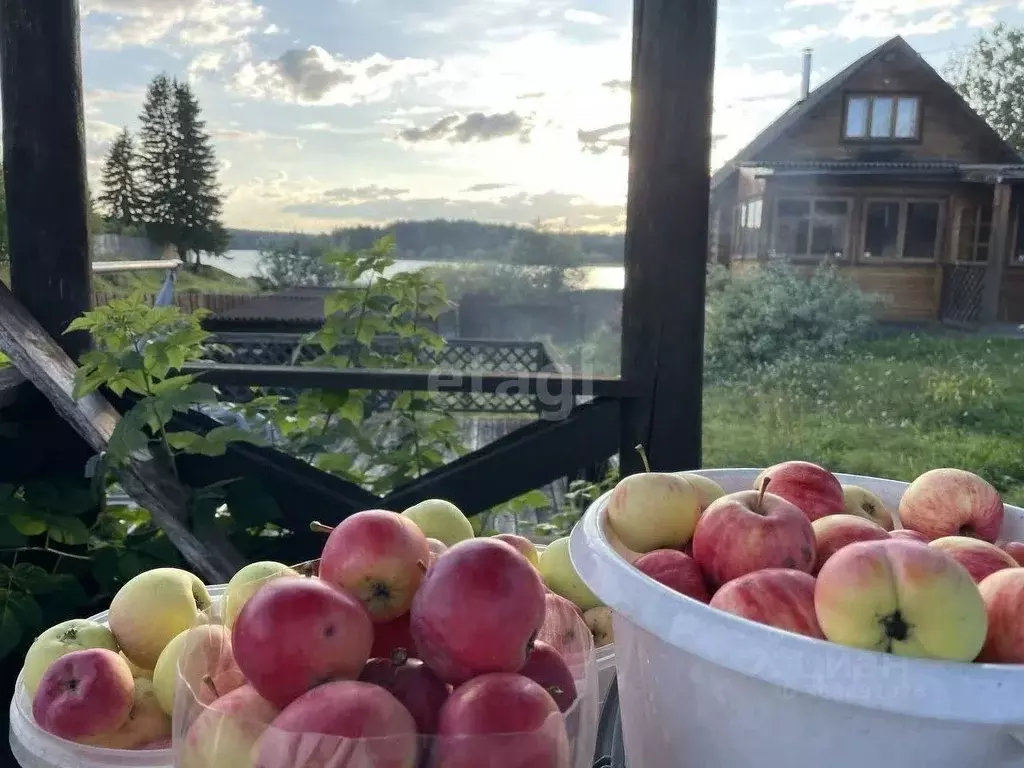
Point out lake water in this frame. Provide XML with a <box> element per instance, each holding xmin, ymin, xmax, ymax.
<box><xmin>208</xmin><ymin>250</ymin><xmax>626</xmax><ymax>291</ymax></box>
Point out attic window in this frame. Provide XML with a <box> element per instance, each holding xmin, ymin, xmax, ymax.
<box><xmin>844</xmin><ymin>94</ymin><xmax>920</xmax><ymax>140</ymax></box>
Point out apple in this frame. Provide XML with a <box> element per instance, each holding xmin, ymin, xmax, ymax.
<box><xmin>977</xmin><ymin>568</ymin><xmax>1024</xmax><ymax>663</ymax></box>
<box><xmin>518</xmin><ymin>640</ymin><xmax>577</xmax><ymax>713</ymax></box>
<box><xmin>675</xmin><ymin>472</ymin><xmax>726</xmax><ymax>510</ymax></box>
<box><xmin>889</xmin><ymin>529</ymin><xmax>928</xmax><ymax>543</ymax></box>
<box><xmin>411</xmin><ymin>538</ymin><xmax>546</xmax><ymax>685</ymax></box>
<box><xmin>32</xmin><ymin>648</ymin><xmax>135</xmax><ymax>742</ymax></box>
<box><xmin>815</xmin><ymin>539</ymin><xmax>987</xmax><ymax>661</ymax></box>
<box><xmin>606</xmin><ymin>472</ymin><xmax>701</xmax><ymax>553</ymax></box>
<box><xmin>427</xmin><ymin>538</ymin><xmax>448</xmax><ymax>557</ymax></box>
<box><xmin>180</xmin><ymin>684</ymin><xmax>279</xmax><ymax>768</ymax></box>
<box><xmin>224</xmin><ymin>561</ymin><xmax>298</xmax><ymax>628</ymax></box>
<box><xmin>898</xmin><ymin>468</ymin><xmax>1004</xmax><ymax>542</ymax></box>
<box><xmin>841</xmin><ymin>485</ymin><xmax>895</xmax><ymax>530</ymax></box>
<box><xmin>537</xmin><ymin>536</ymin><xmax>603</xmax><ymax>612</ymax></box>
<box><xmin>998</xmin><ymin>540</ymin><xmax>1024</xmax><ymax>566</ymax></box>
<box><xmin>811</xmin><ymin>514</ymin><xmax>889</xmax><ymax>574</ymax></box>
<box><xmin>692</xmin><ymin>489</ymin><xmax>816</xmax><ymax>588</ymax></box>
<box><xmin>493</xmin><ymin>533</ymin><xmax>539</xmax><ymax>567</ymax></box>
<box><xmin>401</xmin><ymin>499</ymin><xmax>474</xmax><ymax>547</ymax></box>
<box><xmin>22</xmin><ymin>619</ymin><xmax>119</xmax><ymax>697</ymax></box>
<box><xmin>584</xmin><ymin>607</ymin><xmax>614</xmax><ymax>648</ymax></box>
<box><xmin>254</xmin><ymin>680</ymin><xmax>418</xmax><ymax>768</ymax></box>
<box><xmin>754</xmin><ymin>461</ymin><xmax>844</xmax><ymax>522</ymax></box>
<box><xmin>710</xmin><ymin>569</ymin><xmax>823</xmax><ymax>639</ymax></box>
<box><xmin>930</xmin><ymin>536</ymin><xmax>1017</xmax><ymax>584</ymax></box>
<box><xmin>318</xmin><ymin>509</ymin><xmax>431</xmax><ymax>622</ymax></box>
<box><xmin>372</xmin><ymin>612</ymin><xmax>419</xmax><ymax>659</ymax></box>
<box><xmin>108</xmin><ymin>567</ymin><xmax>212</xmax><ymax>670</ymax></box>
<box><xmin>634</xmin><ymin>549</ymin><xmax>710</xmax><ymax>603</ymax></box>
<box><xmin>360</xmin><ymin>650</ymin><xmax>451</xmax><ymax>734</ymax></box>
<box><xmin>80</xmin><ymin>677</ymin><xmax>171</xmax><ymax>750</ymax></box>
<box><xmin>153</xmin><ymin>624</ymin><xmax>245</xmax><ymax>717</ymax></box>
<box><xmin>121</xmin><ymin>652</ymin><xmax>152</xmax><ymax>679</ymax></box>
<box><xmin>233</xmin><ymin>577</ymin><xmax>374</xmax><ymax>709</ymax></box>
<box><xmin>433</xmin><ymin>673</ymin><xmax>570</xmax><ymax>768</ymax></box>
<box><xmin>536</xmin><ymin>592</ymin><xmax>587</xmax><ymax>662</ymax></box>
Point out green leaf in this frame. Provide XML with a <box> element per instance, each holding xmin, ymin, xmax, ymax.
<box><xmin>46</xmin><ymin>516</ymin><xmax>91</xmax><ymax>546</ymax></box>
<box><xmin>165</xmin><ymin>432</ymin><xmax>203</xmax><ymax>452</ymax></box>
<box><xmin>9</xmin><ymin>513</ymin><xmax>46</xmax><ymax>537</ymax></box>
<box><xmin>317</xmin><ymin>453</ymin><xmax>354</xmax><ymax>473</ymax></box>
<box><xmin>13</xmin><ymin>564</ymin><xmax>63</xmax><ymax>595</ymax></box>
<box><xmin>339</xmin><ymin>396</ymin><xmax>364</xmax><ymax>425</ymax></box>
<box><xmin>0</xmin><ymin>519</ymin><xmax>27</xmax><ymax>548</ymax></box>
<box><xmin>0</xmin><ymin>600</ymin><xmax>23</xmax><ymax>661</ymax></box>
<box><xmin>121</xmin><ymin>350</ymin><xmax>146</xmax><ymax>371</ymax></box>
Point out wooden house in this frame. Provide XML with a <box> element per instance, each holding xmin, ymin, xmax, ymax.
<box><xmin>710</xmin><ymin>36</ymin><xmax>1024</xmax><ymax>325</ymax></box>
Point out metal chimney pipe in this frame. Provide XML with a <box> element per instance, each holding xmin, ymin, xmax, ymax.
<box><xmin>800</xmin><ymin>48</ymin><xmax>813</xmax><ymax>100</ymax></box>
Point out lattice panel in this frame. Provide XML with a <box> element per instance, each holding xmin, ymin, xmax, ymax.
<box><xmin>940</xmin><ymin>264</ymin><xmax>986</xmax><ymax>325</ymax></box>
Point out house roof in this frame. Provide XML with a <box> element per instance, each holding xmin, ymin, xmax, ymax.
<box><xmin>711</xmin><ymin>36</ymin><xmax>1023</xmax><ymax>191</ymax></box>
<box><xmin>743</xmin><ymin>159</ymin><xmax>963</xmax><ymax>177</ymax></box>
<box><xmin>211</xmin><ymin>287</ymin><xmax>334</xmax><ymax>325</ymax></box>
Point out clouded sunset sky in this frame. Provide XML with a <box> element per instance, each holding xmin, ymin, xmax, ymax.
<box><xmin>80</xmin><ymin>0</ymin><xmax>1024</xmax><ymax>233</ymax></box>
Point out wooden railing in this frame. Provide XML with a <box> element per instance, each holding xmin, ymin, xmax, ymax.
<box><xmin>91</xmin><ymin>291</ymin><xmax>253</xmax><ymax>315</ymax></box>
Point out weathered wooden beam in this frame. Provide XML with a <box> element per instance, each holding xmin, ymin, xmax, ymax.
<box><xmin>980</xmin><ymin>182</ymin><xmax>1011</xmax><ymax>324</ymax></box>
<box><xmin>0</xmin><ymin>282</ymin><xmax>242</xmax><ymax>582</ymax></box>
<box><xmin>619</xmin><ymin>0</ymin><xmax>717</xmax><ymax>474</ymax></box>
<box><xmin>0</xmin><ymin>0</ymin><xmax>93</xmax><ymax>358</ymax></box>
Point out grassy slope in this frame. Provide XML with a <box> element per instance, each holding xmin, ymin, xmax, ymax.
<box><xmin>93</xmin><ymin>264</ymin><xmax>257</xmax><ymax>295</ymax></box>
<box><xmin>703</xmin><ymin>333</ymin><xmax>1024</xmax><ymax>506</ymax></box>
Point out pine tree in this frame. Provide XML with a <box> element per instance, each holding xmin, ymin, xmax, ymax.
<box><xmin>97</xmin><ymin>128</ymin><xmax>142</xmax><ymax>230</ymax></box>
<box><xmin>138</xmin><ymin>74</ymin><xmax>178</xmax><ymax>251</ymax></box>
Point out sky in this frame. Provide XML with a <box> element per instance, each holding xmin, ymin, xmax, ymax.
<box><xmin>79</xmin><ymin>0</ymin><xmax>1024</xmax><ymax>233</ymax></box>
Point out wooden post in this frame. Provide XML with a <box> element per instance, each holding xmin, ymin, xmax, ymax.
<box><xmin>0</xmin><ymin>0</ymin><xmax>93</xmax><ymax>358</ymax></box>
<box><xmin>619</xmin><ymin>0</ymin><xmax>717</xmax><ymax>474</ymax></box>
<box><xmin>980</xmin><ymin>182</ymin><xmax>1011</xmax><ymax>324</ymax></box>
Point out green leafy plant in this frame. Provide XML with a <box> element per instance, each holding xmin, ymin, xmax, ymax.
<box><xmin>534</xmin><ymin>466</ymin><xmax>620</xmax><ymax>538</ymax></box>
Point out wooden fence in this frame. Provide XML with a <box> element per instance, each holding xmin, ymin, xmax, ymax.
<box><xmin>91</xmin><ymin>291</ymin><xmax>253</xmax><ymax>315</ymax></box>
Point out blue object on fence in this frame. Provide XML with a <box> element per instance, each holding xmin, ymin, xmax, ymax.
<box><xmin>154</xmin><ymin>268</ymin><xmax>177</xmax><ymax>307</ymax></box>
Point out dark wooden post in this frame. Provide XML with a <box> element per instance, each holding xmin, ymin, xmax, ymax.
<box><xmin>0</xmin><ymin>0</ymin><xmax>93</xmax><ymax>358</ymax></box>
<box><xmin>619</xmin><ymin>0</ymin><xmax>717</xmax><ymax>474</ymax></box>
<box><xmin>980</xmin><ymin>181</ymin><xmax>1011</xmax><ymax>324</ymax></box>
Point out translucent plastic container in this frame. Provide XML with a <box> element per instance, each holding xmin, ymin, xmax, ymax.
<box><xmin>570</xmin><ymin>469</ymin><xmax>1024</xmax><ymax>768</ymax></box>
<box><xmin>595</xmin><ymin>643</ymin><xmax>616</xmax><ymax>706</ymax></box>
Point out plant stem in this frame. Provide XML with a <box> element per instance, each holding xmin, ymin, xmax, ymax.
<box><xmin>2</xmin><ymin>547</ymin><xmax>91</xmax><ymax>562</ymax></box>
<box><xmin>756</xmin><ymin>476</ymin><xmax>771</xmax><ymax>513</ymax></box>
<box><xmin>635</xmin><ymin>444</ymin><xmax>652</xmax><ymax>473</ymax></box>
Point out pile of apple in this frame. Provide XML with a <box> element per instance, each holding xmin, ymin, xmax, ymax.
<box><xmin>21</xmin><ymin>499</ymin><xmax>593</xmax><ymax>768</ymax></box>
<box><xmin>605</xmin><ymin>461</ymin><xmax>1024</xmax><ymax>665</ymax></box>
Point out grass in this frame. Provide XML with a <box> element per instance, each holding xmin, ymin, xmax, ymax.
<box><xmin>702</xmin><ymin>332</ymin><xmax>1024</xmax><ymax>507</ymax></box>
<box><xmin>94</xmin><ymin>264</ymin><xmax>257</xmax><ymax>295</ymax></box>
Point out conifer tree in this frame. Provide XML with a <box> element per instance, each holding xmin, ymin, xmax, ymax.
<box><xmin>97</xmin><ymin>128</ymin><xmax>142</xmax><ymax>230</ymax></box>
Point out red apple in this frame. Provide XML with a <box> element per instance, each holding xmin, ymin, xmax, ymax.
<box><xmin>233</xmin><ymin>577</ymin><xmax>374</xmax><ymax>709</ymax></box>
<box><xmin>32</xmin><ymin>648</ymin><xmax>135</xmax><ymax>742</ymax></box>
<box><xmin>998</xmin><ymin>540</ymin><xmax>1024</xmax><ymax>566</ymax></box>
<box><xmin>359</xmin><ymin>651</ymin><xmax>450</xmax><ymax>734</ymax></box>
<box><xmin>432</xmin><ymin>673</ymin><xmax>570</xmax><ymax>768</ymax></box>
<box><xmin>889</xmin><ymin>529</ymin><xmax>928</xmax><ymax>543</ymax></box>
<box><xmin>372</xmin><ymin>612</ymin><xmax>418</xmax><ymax>659</ymax></box>
<box><xmin>754</xmin><ymin>461</ymin><xmax>844</xmax><ymax>522</ymax></box>
<box><xmin>536</xmin><ymin>592</ymin><xmax>585</xmax><ymax>658</ymax></box>
<box><xmin>898</xmin><ymin>468</ymin><xmax>1004</xmax><ymax>542</ymax></box>
<box><xmin>811</xmin><ymin>514</ymin><xmax>888</xmax><ymax>574</ymax></box>
<box><xmin>978</xmin><ymin>568</ymin><xmax>1024</xmax><ymax>663</ymax></box>
<box><xmin>410</xmin><ymin>538</ymin><xmax>546</xmax><ymax>685</ymax></box>
<box><xmin>180</xmin><ymin>684</ymin><xmax>279</xmax><ymax>768</ymax></box>
<box><xmin>255</xmin><ymin>680</ymin><xmax>418</xmax><ymax>768</ymax></box>
<box><xmin>517</xmin><ymin>641</ymin><xmax>577</xmax><ymax>713</ymax></box>
<box><xmin>710</xmin><ymin>569</ymin><xmax>823</xmax><ymax>639</ymax></box>
<box><xmin>634</xmin><ymin>549</ymin><xmax>710</xmax><ymax>602</ymax></box>
<box><xmin>318</xmin><ymin>509</ymin><xmax>431</xmax><ymax>622</ymax></box>
<box><xmin>930</xmin><ymin>536</ymin><xmax>1017</xmax><ymax>584</ymax></box>
<box><xmin>692</xmin><ymin>489</ymin><xmax>816</xmax><ymax>588</ymax></box>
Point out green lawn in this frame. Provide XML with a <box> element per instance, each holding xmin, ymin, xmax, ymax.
<box><xmin>94</xmin><ymin>264</ymin><xmax>258</xmax><ymax>295</ymax></box>
<box><xmin>703</xmin><ymin>333</ymin><xmax>1024</xmax><ymax>507</ymax></box>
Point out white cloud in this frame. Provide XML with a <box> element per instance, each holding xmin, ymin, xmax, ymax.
<box><xmin>83</xmin><ymin>0</ymin><xmax>266</xmax><ymax>49</ymax></box>
<box><xmin>564</xmin><ymin>9</ymin><xmax>607</xmax><ymax>25</ymax></box>
<box><xmin>770</xmin><ymin>25</ymin><xmax>831</xmax><ymax>47</ymax></box>
<box><xmin>781</xmin><ymin>0</ymin><xmax>973</xmax><ymax>40</ymax></box>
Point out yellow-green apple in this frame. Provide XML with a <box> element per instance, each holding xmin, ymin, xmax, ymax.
<box><xmin>254</xmin><ymin>680</ymin><xmax>418</xmax><ymax>768</ymax></box>
<box><xmin>754</xmin><ymin>461</ymin><xmax>844</xmax><ymax>522</ymax></box>
<box><xmin>179</xmin><ymin>684</ymin><xmax>278</xmax><ymax>768</ymax></box>
<box><xmin>898</xmin><ymin>468</ymin><xmax>1004</xmax><ymax>542</ymax></box>
<box><xmin>692</xmin><ymin>489</ymin><xmax>816</xmax><ymax>588</ymax></box>
<box><xmin>998</xmin><ymin>540</ymin><xmax>1024</xmax><ymax>566</ymax></box>
<box><xmin>22</xmin><ymin>619</ymin><xmax>119</xmax><ymax>697</ymax></box>
<box><xmin>32</xmin><ymin>648</ymin><xmax>135</xmax><ymax>743</ymax></box>
<box><xmin>401</xmin><ymin>498</ymin><xmax>474</xmax><ymax>546</ymax></box>
<box><xmin>518</xmin><ymin>640</ymin><xmax>578</xmax><ymax>712</ymax></box>
<box><xmin>584</xmin><ymin>607</ymin><xmax>614</xmax><ymax>648</ymax></box>
<box><xmin>410</xmin><ymin>538</ymin><xmax>546</xmax><ymax>685</ymax></box>
<box><xmin>433</xmin><ymin>673</ymin><xmax>570</xmax><ymax>768</ymax></box>
<box><xmin>814</xmin><ymin>539</ymin><xmax>987</xmax><ymax>661</ymax></box>
<box><xmin>108</xmin><ymin>567</ymin><xmax>212</xmax><ymax>670</ymax></box>
<box><xmin>427</xmin><ymin>538</ymin><xmax>448</xmax><ymax>557</ymax></box>
<box><xmin>493</xmin><ymin>533</ymin><xmax>539</xmax><ymax>567</ymax></box>
<box><xmin>889</xmin><ymin>529</ymin><xmax>928</xmax><ymax>543</ymax></box>
<box><xmin>223</xmin><ymin>561</ymin><xmax>297</xmax><ymax>628</ymax></box>
<box><xmin>233</xmin><ymin>577</ymin><xmax>374</xmax><ymax>709</ymax></box>
<box><xmin>537</xmin><ymin>592</ymin><xmax>587</xmax><ymax>663</ymax></box>
<box><xmin>606</xmin><ymin>472</ymin><xmax>701</xmax><ymax>553</ymax></box>
<box><xmin>80</xmin><ymin>678</ymin><xmax>171</xmax><ymax>749</ymax></box>
<box><xmin>841</xmin><ymin>485</ymin><xmax>895</xmax><ymax>530</ymax></box>
<box><xmin>634</xmin><ymin>549</ymin><xmax>710</xmax><ymax>603</ymax></box>
<box><xmin>537</xmin><ymin>536</ymin><xmax>603</xmax><ymax>612</ymax></box>
<box><xmin>359</xmin><ymin>651</ymin><xmax>450</xmax><ymax>734</ymax></box>
<box><xmin>711</xmin><ymin>569</ymin><xmax>823</xmax><ymax>639</ymax></box>
<box><xmin>603</xmin><ymin>522</ymin><xmax>642</xmax><ymax>565</ymax></box>
<box><xmin>930</xmin><ymin>536</ymin><xmax>1017</xmax><ymax>584</ymax></box>
<box><xmin>811</xmin><ymin>514</ymin><xmax>889</xmax><ymax>574</ymax></box>
<box><xmin>153</xmin><ymin>625</ymin><xmax>245</xmax><ymax>717</ymax></box>
<box><xmin>977</xmin><ymin>568</ymin><xmax>1024</xmax><ymax>663</ymax></box>
<box><xmin>318</xmin><ymin>509</ymin><xmax>431</xmax><ymax>622</ymax></box>
<box><xmin>121</xmin><ymin>652</ymin><xmax>152</xmax><ymax>679</ymax></box>
<box><xmin>676</xmin><ymin>472</ymin><xmax>726</xmax><ymax>510</ymax></box>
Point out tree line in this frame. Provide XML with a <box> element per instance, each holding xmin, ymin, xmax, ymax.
<box><xmin>98</xmin><ymin>74</ymin><xmax>227</xmax><ymax>267</ymax></box>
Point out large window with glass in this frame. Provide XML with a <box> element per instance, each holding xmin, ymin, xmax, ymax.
<box><xmin>844</xmin><ymin>94</ymin><xmax>921</xmax><ymax>140</ymax></box>
<box><xmin>956</xmin><ymin>201</ymin><xmax>992</xmax><ymax>263</ymax></box>
<box><xmin>771</xmin><ymin>197</ymin><xmax>850</xmax><ymax>260</ymax></box>
<box><xmin>861</xmin><ymin>199</ymin><xmax>943</xmax><ymax>261</ymax></box>
<box><xmin>731</xmin><ymin>198</ymin><xmax>763</xmax><ymax>259</ymax></box>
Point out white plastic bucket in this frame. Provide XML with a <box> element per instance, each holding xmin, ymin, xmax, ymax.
<box><xmin>595</xmin><ymin>643</ymin><xmax>616</xmax><ymax>706</ymax></box>
<box><xmin>570</xmin><ymin>469</ymin><xmax>1024</xmax><ymax>768</ymax></box>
